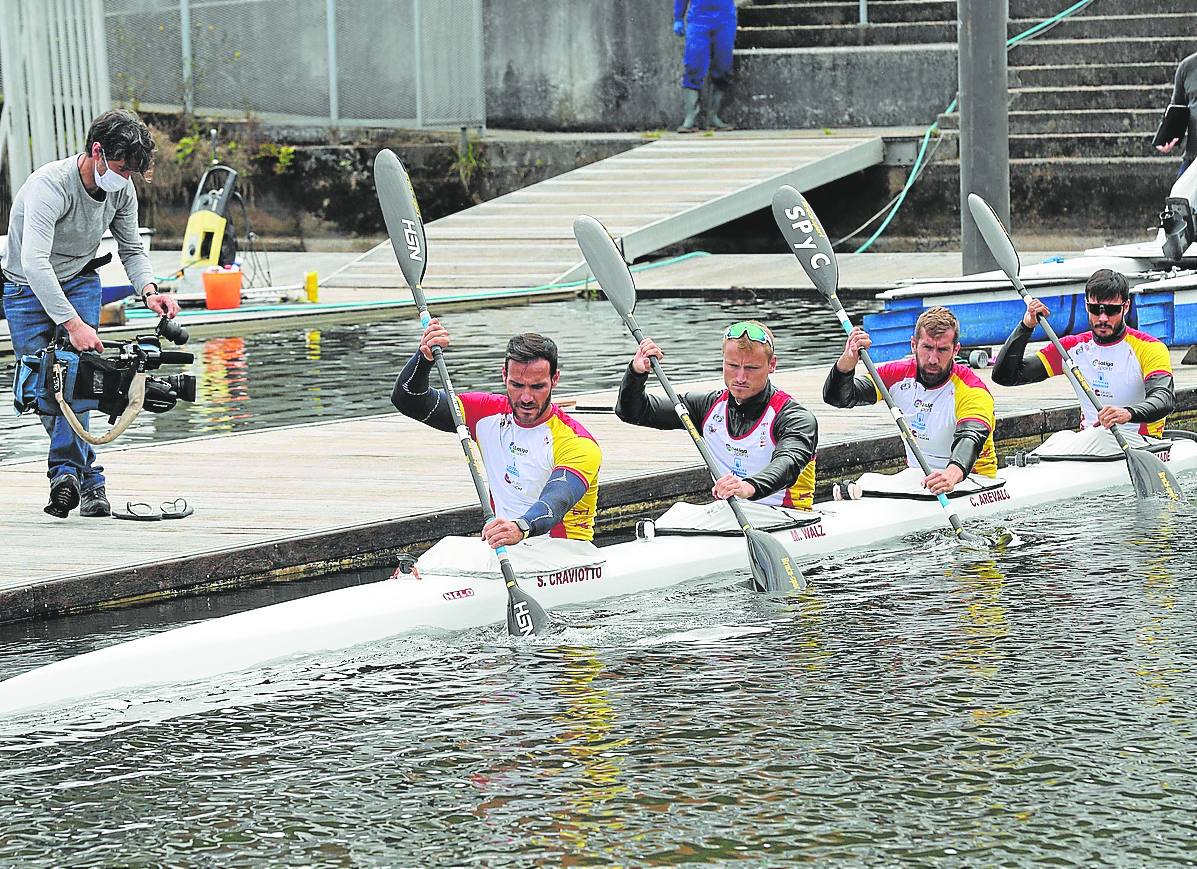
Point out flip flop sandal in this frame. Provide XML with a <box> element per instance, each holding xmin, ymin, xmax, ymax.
<box><xmin>160</xmin><ymin>498</ymin><xmax>193</xmax><ymax>520</ymax></box>
<box><xmin>112</xmin><ymin>501</ymin><xmax>162</xmax><ymax>521</ymax></box>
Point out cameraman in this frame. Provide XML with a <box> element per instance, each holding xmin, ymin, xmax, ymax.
<box><xmin>2</xmin><ymin>109</ymin><xmax>180</xmax><ymax>519</ymax></box>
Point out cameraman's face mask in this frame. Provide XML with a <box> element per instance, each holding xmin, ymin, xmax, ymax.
<box><xmin>95</xmin><ymin>150</ymin><xmax>132</xmax><ymax>194</ymax></box>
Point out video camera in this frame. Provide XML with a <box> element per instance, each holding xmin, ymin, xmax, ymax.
<box><xmin>13</xmin><ymin>317</ymin><xmax>198</xmax><ymax>422</ymax></box>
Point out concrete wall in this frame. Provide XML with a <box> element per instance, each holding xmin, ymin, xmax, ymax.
<box><xmin>732</xmin><ymin>44</ymin><xmax>959</xmax><ymax>129</ymax></box>
<box><xmin>483</xmin><ymin>1</ymin><xmax>960</xmax><ymax>131</ymax></box>
<box><xmin>484</xmin><ymin>0</ymin><xmax>681</xmax><ymax>131</ymax></box>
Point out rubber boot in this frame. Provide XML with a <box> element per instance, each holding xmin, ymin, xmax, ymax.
<box><xmin>677</xmin><ymin>89</ymin><xmax>701</xmax><ymax>133</ymax></box>
<box><xmin>708</xmin><ymin>86</ymin><xmax>733</xmax><ymax>131</ymax></box>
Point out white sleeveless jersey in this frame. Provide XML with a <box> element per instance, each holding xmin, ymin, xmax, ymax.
<box><xmin>700</xmin><ymin>389</ymin><xmax>815</xmax><ymax>508</ymax></box>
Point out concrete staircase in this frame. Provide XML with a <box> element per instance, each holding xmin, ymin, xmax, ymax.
<box><xmin>734</xmin><ymin>0</ymin><xmax>1196</xmax><ymax>245</ymax></box>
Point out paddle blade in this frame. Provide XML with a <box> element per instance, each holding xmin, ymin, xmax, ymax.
<box><xmin>573</xmin><ymin>215</ymin><xmax>636</xmax><ymax>319</ymax></box>
<box><xmin>771</xmin><ymin>185</ymin><xmax>839</xmax><ymax>299</ymax></box>
<box><xmin>1126</xmin><ymin>447</ymin><xmax>1184</xmax><ymax>500</ymax></box>
<box><xmin>374</xmin><ymin>149</ymin><xmax>429</xmax><ymax>294</ymax></box>
<box><xmin>966</xmin><ymin>194</ymin><xmax>1022</xmax><ymax>289</ymax></box>
<box><xmin>506</xmin><ymin>582</ymin><xmax>552</xmax><ymax>637</ymax></box>
<box><xmin>744</xmin><ymin>528</ymin><xmax>807</xmax><ymax>594</ymax></box>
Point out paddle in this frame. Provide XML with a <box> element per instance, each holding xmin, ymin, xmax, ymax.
<box><xmin>771</xmin><ymin>185</ymin><xmax>992</xmax><ymax>546</ymax></box>
<box><xmin>374</xmin><ymin>148</ymin><xmax>551</xmax><ymax>637</ymax></box>
<box><xmin>572</xmin><ymin>214</ymin><xmax>806</xmax><ymax>595</ymax></box>
<box><xmin>967</xmin><ymin>193</ymin><xmax>1182</xmax><ymax>501</ymax></box>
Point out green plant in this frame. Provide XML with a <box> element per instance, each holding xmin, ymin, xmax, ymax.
<box><xmin>451</xmin><ymin>136</ymin><xmax>487</xmax><ymax>193</ymax></box>
<box><xmin>257</xmin><ymin>142</ymin><xmax>296</xmax><ymax>174</ymax></box>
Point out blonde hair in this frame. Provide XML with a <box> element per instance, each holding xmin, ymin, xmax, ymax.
<box><xmin>914</xmin><ymin>306</ymin><xmax>960</xmax><ymax>344</ymax></box>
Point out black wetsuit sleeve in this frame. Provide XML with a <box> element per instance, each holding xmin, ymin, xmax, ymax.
<box><xmin>948</xmin><ymin>419</ymin><xmax>991</xmax><ymax>475</ymax></box>
<box><xmin>390</xmin><ymin>351</ymin><xmax>456</xmax><ymax>433</ymax></box>
<box><xmin>991</xmin><ymin>322</ymin><xmax>1049</xmax><ymax>386</ymax></box>
<box><xmin>1127</xmin><ymin>372</ymin><xmax>1176</xmax><ymax>423</ymax></box>
<box><xmin>822</xmin><ymin>364</ymin><xmax>879</xmax><ymax>408</ymax></box>
<box><xmin>744</xmin><ymin>401</ymin><xmax>819</xmax><ymax>501</ymax></box>
<box><xmin>614</xmin><ymin>365</ymin><xmax>683</xmax><ymax>429</ymax></box>
<box><xmin>520</xmin><ymin>469</ymin><xmax>589</xmax><ymax>537</ymax></box>
<box><xmin>614</xmin><ymin>365</ymin><xmax>718</xmax><ymax>430</ymax></box>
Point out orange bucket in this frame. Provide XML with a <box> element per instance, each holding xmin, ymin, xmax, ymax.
<box><xmin>202</xmin><ymin>269</ymin><xmax>243</xmax><ymax>310</ymax></box>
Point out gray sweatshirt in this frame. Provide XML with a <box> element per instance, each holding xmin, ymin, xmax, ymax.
<box><xmin>1</xmin><ymin>155</ymin><xmax>155</xmax><ymax>324</ymax></box>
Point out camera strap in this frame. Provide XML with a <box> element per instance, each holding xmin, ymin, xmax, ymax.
<box><xmin>53</xmin><ymin>362</ymin><xmax>148</xmax><ymax>446</ymax></box>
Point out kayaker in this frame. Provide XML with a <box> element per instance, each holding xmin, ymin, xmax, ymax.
<box><xmin>823</xmin><ymin>306</ymin><xmax>997</xmax><ymax>495</ymax></box>
<box><xmin>391</xmin><ymin>321</ymin><xmax>602</xmax><ymax>546</ymax></box>
<box><xmin>991</xmin><ymin>268</ymin><xmax>1174</xmax><ymax>439</ymax></box>
<box><xmin>615</xmin><ymin>320</ymin><xmax>818</xmax><ymax>509</ymax></box>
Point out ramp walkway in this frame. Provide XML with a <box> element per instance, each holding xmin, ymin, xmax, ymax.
<box><xmin>324</xmin><ymin>134</ymin><xmax>884</xmax><ymax>292</ymax></box>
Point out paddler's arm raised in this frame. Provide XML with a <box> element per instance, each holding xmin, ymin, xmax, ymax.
<box><xmin>390</xmin><ymin>318</ymin><xmax>456</xmax><ymax>432</ymax></box>
<box><xmin>743</xmin><ymin>400</ymin><xmax>818</xmax><ymax>500</ymax></box>
<box><xmin>992</xmin><ymin>298</ymin><xmax>1051</xmax><ymax>386</ymax></box>
<box><xmin>822</xmin><ymin>326</ymin><xmax>880</xmax><ymax>407</ymax></box>
<box><xmin>615</xmin><ymin>336</ymin><xmax>686</xmax><ymax>428</ymax></box>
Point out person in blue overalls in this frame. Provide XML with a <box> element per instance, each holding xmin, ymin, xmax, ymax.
<box><xmin>673</xmin><ymin>0</ymin><xmax>737</xmax><ymax>133</ymax></box>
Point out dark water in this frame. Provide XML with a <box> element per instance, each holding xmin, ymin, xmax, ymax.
<box><xmin>0</xmin><ymin>295</ymin><xmax>875</xmax><ymax>463</ymax></box>
<box><xmin>1</xmin><ymin>486</ymin><xmax>1195</xmax><ymax>866</ymax></box>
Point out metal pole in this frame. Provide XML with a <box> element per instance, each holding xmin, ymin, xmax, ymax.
<box><xmin>180</xmin><ymin>0</ymin><xmax>193</xmax><ymax>113</ymax></box>
<box><xmin>57</xmin><ymin>0</ymin><xmax>82</xmax><ymax>152</ymax></box>
<box><xmin>88</xmin><ymin>0</ymin><xmax>111</xmax><ymax>113</ymax></box>
<box><xmin>413</xmin><ymin>0</ymin><xmax>424</xmax><ymax>127</ymax></box>
<box><xmin>958</xmin><ymin>0</ymin><xmax>1010</xmax><ymax>274</ymax></box>
<box><xmin>859</xmin><ymin>0</ymin><xmax>868</xmax><ymax>25</ymax></box>
<box><xmin>472</xmin><ymin>0</ymin><xmax>485</xmax><ymax>127</ymax></box>
<box><xmin>69</xmin><ymin>0</ymin><xmax>93</xmax><ymax>127</ymax></box>
<box><xmin>326</xmin><ymin>0</ymin><xmax>339</xmax><ymax>131</ymax></box>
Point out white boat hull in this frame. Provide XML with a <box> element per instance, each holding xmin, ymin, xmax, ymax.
<box><xmin>2</xmin><ymin>438</ymin><xmax>1195</xmax><ymax>716</ymax></box>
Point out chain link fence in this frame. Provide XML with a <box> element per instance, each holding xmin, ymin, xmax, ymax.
<box><xmin>104</xmin><ymin>0</ymin><xmax>485</xmax><ymax>129</ymax></box>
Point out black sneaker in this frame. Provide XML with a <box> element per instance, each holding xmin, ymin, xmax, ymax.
<box><xmin>80</xmin><ymin>485</ymin><xmax>111</xmax><ymax>518</ymax></box>
<box><xmin>45</xmin><ymin>473</ymin><xmax>81</xmax><ymax>519</ymax></box>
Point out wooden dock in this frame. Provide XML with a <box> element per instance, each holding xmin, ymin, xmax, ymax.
<box><xmin>1</xmin><ymin>353</ymin><xmax>1195</xmax><ymax>622</ymax></box>
<box><xmin>323</xmin><ymin>134</ymin><xmax>884</xmax><ymax>292</ymax></box>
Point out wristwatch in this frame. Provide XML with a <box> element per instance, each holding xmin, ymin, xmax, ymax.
<box><xmin>514</xmin><ymin>517</ymin><xmax>531</xmax><ymax>539</ymax></box>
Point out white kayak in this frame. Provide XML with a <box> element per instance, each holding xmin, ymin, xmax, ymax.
<box><xmin>1</xmin><ymin>435</ymin><xmax>1194</xmax><ymax>716</ymax></box>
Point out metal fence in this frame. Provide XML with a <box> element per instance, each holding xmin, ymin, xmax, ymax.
<box><xmin>0</xmin><ymin>0</ymin><xmax>111</xmax><ymax>193</ymax></box>
<box><xmin>104</xmin><ymin>0</ymin><xmax>485</xmax><ymax>130</ymax></box>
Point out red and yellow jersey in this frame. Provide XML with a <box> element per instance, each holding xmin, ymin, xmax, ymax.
<box><xmin>872</xmin><ymin>360</ymin><xmax>997</xmax><ymax>477</ymax></box>
<box><xmin>1037</xmin><ymin>328</ymin><xmax>1172</xmax><ymax>437</ymax></box>
<box><xmin>457</xmin><ymin>393</ymin><xmax>601</xmax><ymax>541</ymax></box>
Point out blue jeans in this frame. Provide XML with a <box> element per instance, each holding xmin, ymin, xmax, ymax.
<box><xmin>2</xmin><ymin>273</ymin><xmax>105</xmax><ymax>490</ymax></box>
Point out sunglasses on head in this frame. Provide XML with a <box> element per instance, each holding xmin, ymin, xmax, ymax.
<box><xmin>1085</xmin><ymin>301</ymin><xmax>1125</xmax><ymax>317</ymax></box>
<box><xmin>725</xmin><ymin>321</ymin><xmax>773</xmax><ymax>347</ymax></box>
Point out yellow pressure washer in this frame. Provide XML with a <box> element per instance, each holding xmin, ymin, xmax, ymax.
<box><xmin>181</xmin><ymin>162</ymin><xmax>239</xmax><ymax>274</ymax></box>
<box><xmin>169</xmin><ymin>130</ymin><xmax>271</xmax><ymax>300</ymax></box>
